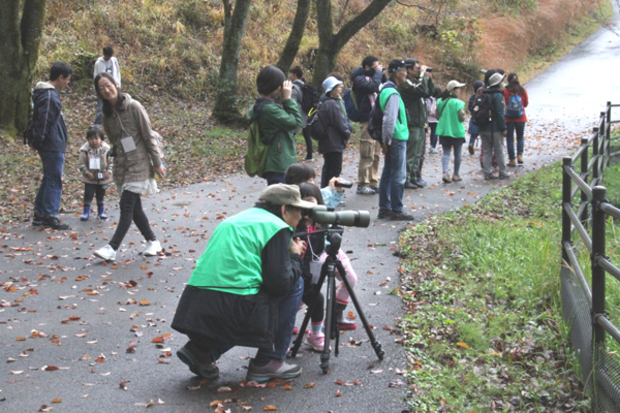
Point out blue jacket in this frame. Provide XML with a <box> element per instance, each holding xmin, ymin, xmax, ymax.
<box><xmin>31</xmin><ymin>82</ymin><xmax>68</xmax><ymax>152</ymax></box>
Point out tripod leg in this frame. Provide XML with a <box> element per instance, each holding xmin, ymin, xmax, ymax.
<box><xmin>335</xmin><ymin>261</ymin><xmax>385</xmax><ymax>361</ymax></box>
<box><xmin>290</xmin><ymin>269</ymin><xmax>329</xmax><ymax>357</ymax></box>
<box><xmin>320</xmin><ymin>261</ymin><xmax>337</xmax><ymax>374</ymax></box>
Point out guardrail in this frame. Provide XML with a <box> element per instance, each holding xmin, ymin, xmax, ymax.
<box><xmin>561</xmin><ymin>101</ymin><xmax>620</xmax><ymax>412</ymax></box>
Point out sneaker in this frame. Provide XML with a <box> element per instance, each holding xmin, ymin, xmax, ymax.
<box><xmin>499</xmin><ymin>172</ymin><xmax>511</xmax><ymax>180</ymax></box>
<box><xmin>246</xmin><ymin>358</ymin><xmax>302</xmax><ymax>382</ymax></box>
<box><xmin>305</xmin><ymin>331</ymin><xmax>325</xmax><ymax>352</ymax></box>
<box><xmin>93</xmin><ymin>244</ymin><xmax>117</xmax><ymax>261</ymax></box>
<box><xmin>468</xmin><ymin>144</ymin><xmax>474</xmax><ymax>155</ymax></box>
<box><xmin>144</xmin><ymin>240</ymin><xmax>162</xmax><ymax>257</ymax></box>
<box><xmin>517</xmin><ymin>154</ymin><xmax>524</xmax><ymax>164</ymax></box>
<box><xmin>452</xmin><ymin>174</ymin><xmax>462</xmax><ymax>182</ymax></box>
<box><xmin>484</xmin><ymin>173</ymin><xmax>499</xmax><ymax>180</ymax></box>
<box><xmin>389</xmin><ymin>211</ymin><xmax>414</xmax><ymax>221</ymax></box>
<box><xmin>32</xmin><ymin>214</ymin><xmax>43</xmax><ymax>227</ymax></box>
<box><xmin>429</xmin><ymin>147</ymin><xmax>437</xmax><ymax>154</ymax></box>
<box><xmin>507</xmin><ymin>159</ymin><xmax>517</xmax><ymax>167</ymax></box>
<box><xmin>177</xmin><ymin>342</ymin><xmax>219</xmax><ymax>380</ymax></box>
<box><xmin>414</xmin><ymin>179</ymin><xmax>427</xmax><ymax>188</ymax></box>
<box><xmin>42</xmin><ymin>216</ymin><xmax>70</xmax><ymax>230</ymax></box>
<box><xmin>442</xmin><ymin>173</ymin><xmax>451</xmax><ymax>183</ymax></box>
<box><xmin>404</xmin><ymin>181</ymin><xmax>418</xmax><ymax>189</ymax></box>
<box><xmin>356</xmin><ymin>186</ymin><xmax>376</xmax><ymax>195</ymax></box>
<box><xmin>377</xmin><ymin>208</ymin><xmax>391</xmax><ymax>219</ymax></box>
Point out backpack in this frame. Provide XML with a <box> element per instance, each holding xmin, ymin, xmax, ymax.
<box><xmin>306</xmin><ymin>102</ymin><xmax>326</xmax><ymax>141</ymax></box>
<box><xmin>343</xmin><ymin>88</ymin><xmax>361</xmax><ymax>122</ymax></box>
<box><xmin>244</xmin><ymin>114</ymin><xmax>269</xmax><ymax>178</ymax></box>
<box><xmin>471</xmin><ymin>90</ymin><xmax>500</xmax><ymax>127</ymax></box>
<box><xmin>366</xmin><ymin>85</ymin><xmax>395</xmax><ymax>142</ymax></box>
<box><xmin>505</xmin><ymin>93</ymin><xmax>524</xmax><ymax>118</ymax></box>
<box><xmin>300</xmin><ymin>83</ymin><xmax>320</xmax><ymax>113</ymax></box>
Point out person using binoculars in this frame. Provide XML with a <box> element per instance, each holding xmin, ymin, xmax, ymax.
<box><xmin>172</xmin><ymin>184</ymin><xmax>314</xmax><ymax>383</ymax></box>
<box><xmin>78</xmin><ymin>127</ymin><xmax>113</xmax><ymax>221</ymax></box>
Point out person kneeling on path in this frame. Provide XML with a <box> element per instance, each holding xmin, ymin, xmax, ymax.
<box><xmin>172</xmin><ymin>184</ymin><xmax>314</xmax><ymax>383</ymax></box>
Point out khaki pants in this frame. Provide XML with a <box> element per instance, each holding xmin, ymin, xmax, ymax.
<box><xmin>357</xmin><ymin>122</ymin><xmax>382</xmax><ymax>187</ymax></box>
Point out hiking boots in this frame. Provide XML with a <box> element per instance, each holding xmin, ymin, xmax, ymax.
<box><xmin>485</xmin><ymin>173</ymin><xmax>499</xmax><ymax>180</ymax></box>
<box><xmin>377</xmin><ymin>208</ymin><xmax>391</xmax><ymax>219</ymax></box>
<box><xmin>468</xmin><ymin>144</ymin><xmax>475</xmax><ymax>155</ymax></box>
<box><xmin>442</xmin><ymin>173</ymin><xmax>452</xmax><ymax>183</ymax></box>
<box><xmin>42</xmin><ymin>216</ymin><xmax>70</xmax><ymax>230</ymax></box>
<box><xmin>246</xmin><ymin>358</ymin><xmax>302</xmax><ymax>382</ymax></box>
<box><xmin>404</xmin><ymin>181</ymin><xmax>418</xmax><ymax>189</ymax></box>
<box><xmin>32</xmin><ymin>214</ymin><xmax>43</xmax><ymax>227</ymax></box>
<box><xmin>414</xmin><ymin>178</ymin><xmax>427</xmax><ymax>188</ymax></box>
<box><xmin>177</xmin><ymin>341</ymin><xmax>219</xmax><ymax>380</ymax></box>
<box><xmin>507</xmin><ymin>159</ymin><xmax>517</xmax><ymax>167</ymax></box>
<box><xmin>499</xmin><ymin>172</ymin><xmax>512</xmax><ymax>180</ymax></box>
<box><xmin>388</xmin><ymin>211</ymin><xmax>414</xmax><ymax>221</ymax></box>
<box><xmin>517</xmin><ymin>154</ymin><xmax>524</xmax><ymax>164</ymax></box>
<box><xmin>452</xmin><ymin>174</ymin><xmax>462</xmax><ymax>182</ymax></box>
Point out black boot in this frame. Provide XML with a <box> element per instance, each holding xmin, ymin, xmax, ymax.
<box><xmin>335</xmin><ymin>303</ymin><xmax>356</xmax><ymax>331</ymax></box>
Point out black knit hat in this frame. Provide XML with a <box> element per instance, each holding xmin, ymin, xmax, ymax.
<box><xmin>256</xmin><ymin>65</ymin><xmax>286</xmax><ymax>96</ymax></box>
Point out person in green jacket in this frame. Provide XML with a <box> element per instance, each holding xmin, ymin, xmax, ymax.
<box><xmin>248</xmin><ymin>65</ymin><xmax>303</xmax><ymax>186</ymax></box>
<box><xmin>436</xmin><ymin>80</ymin><xmax>467</xmax><ymax>183</ymax></box>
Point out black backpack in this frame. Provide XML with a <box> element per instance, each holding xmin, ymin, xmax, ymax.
<box><xmin>471</xmin><ymin>89</ymin><xmax>501</xmax><ymax>127</ymax></box>
<box><xmin>306</xmin><ymin>102</ymin><xmax>326</xmax><ymax>141</ymax></box>
<box><xmin>366</xmin><ymin>85</ymin><xmax>395</xmax><ymax>142</ymax></box>
<box><xmin>300</xmin><ymin>83</ymin><xmax>321</xmax><ymax>113</ymax></box>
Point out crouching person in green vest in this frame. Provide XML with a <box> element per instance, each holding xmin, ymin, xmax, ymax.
<box><xmin>172</xmin><ymin>184</ymin><xmax>315</xmax><ymax>383</ymax></box>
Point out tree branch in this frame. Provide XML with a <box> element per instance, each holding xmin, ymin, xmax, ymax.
<box><xmin>332</xmin><ymin>0</ymin><xmax>393</xmax><ymax>51</ymax></box>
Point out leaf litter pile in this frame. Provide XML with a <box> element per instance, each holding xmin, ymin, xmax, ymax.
<box><xmin>397</xmin><ymin>168</ymin><xmax>591</xmax><ymax>412</ymax></box>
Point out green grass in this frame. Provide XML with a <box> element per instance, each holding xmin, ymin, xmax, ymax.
<box><xmin>399</xmin><ymin>163</ymin><xmax>592</xmax><ymax>411</ymax></box>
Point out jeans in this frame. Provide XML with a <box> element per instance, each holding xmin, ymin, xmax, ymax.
<box><xmin>469</xmin><ymin>133</ymin><xmax>478</xmax><ymax>146</ymax></box>
<box><xmin>83</xmin><ymin>183</ymin><xmax>106</xmax><ymax>207</ymax></box>
<box><xmin>506</xmin><ymin>122</ymin><xmax>525</xmax><ymax>160</ymax></box>
<box><xmin>94</xmin><ymin>97</ymin><xmax>104</xmax><ymax>126</ymax></box>
<box><xmin>379</xmin><ymin>140</ymin><xmax>407</xmax><ymax>213</ymax></box>
<box><xmin>441</xmin><ymin>140</ymin><xmax>464</xmax><ymax>175</ymax></box>
<box><xmin>480</xmin><ymin>130</ymin><xmax>506</xmax><ymax>176</ymax></box>
<box><xmin>321</xmin><ymin>152</ymin><xmax>343</xmax><ymax>189</ymax></box>
<box><xmin>429</xmin><ymin>122</ymin><xmax>438</xmax><ymax>149</ymax></box>
<box><xmin>406</xmin><ymin>126</ymin><xmax>425</xmax><ymax>183</ymax></box>
<box><xmin>34</xmin><ymin>151</ymin><xmax>65</xmax><ymax>218</ymax></box>
<box><xmin>109</xmin><ymin>190</ymin><xmax>156</xmax><ymax>250</ymax></box>
<box><xmin>264</xmin><ymin>172</ymin><xmax>285</xmax><ymax>186</ymax></box>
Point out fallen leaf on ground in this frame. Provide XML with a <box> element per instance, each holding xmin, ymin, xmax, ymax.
<box><xmin>263</xmin><ymin>406</ymin><xmax>278</xmax><ymax>411</ymax></box>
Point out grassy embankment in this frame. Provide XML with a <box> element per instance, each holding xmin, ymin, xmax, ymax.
<box><xmin>398</xmin><ymin>159</ymin><xmax>620</xmax><ymax>411</ymax></box>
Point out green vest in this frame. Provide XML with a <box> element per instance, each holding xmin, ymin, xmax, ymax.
<box><xmin>436</xmin><ymin>97</ymin><xmax>466</xmax><ymax>138</ymax></box>
<box><xmin>379</xmin><ymin>86</ymin><xmax>409</xmax><ymax>141</ymax></box>
<box><xmin>188</xmin><ymin>208</ymin><xmax>290</xmax><ymax>295</ymax></box>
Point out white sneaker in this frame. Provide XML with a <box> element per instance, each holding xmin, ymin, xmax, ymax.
<box><xmin>94</xmin><ymin>245</ymin><xmax>117</xmax><ymax>261</ymax></box>
<box><xmin>143</xmin><ymin>240</ymin><xmax>162</xmax><ymax>257</ymax></box>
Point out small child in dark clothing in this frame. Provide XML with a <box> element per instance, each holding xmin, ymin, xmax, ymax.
<box><xmin>467</xmin><ymin>80</ymin><xmax>484</xmax><ymax>155</ymax></box>
<box><xmin>78</xmin><ymin>127</ymin><xmax>113</xmax><ymax>220</ymax></box>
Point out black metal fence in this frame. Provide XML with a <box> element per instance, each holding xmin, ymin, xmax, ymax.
<box><xmin>561</xmin><ymin>102</ymin><xmax>620</xmax><ymax>412</ymax></box>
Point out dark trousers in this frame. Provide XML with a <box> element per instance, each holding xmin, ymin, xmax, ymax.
<box><xmin>83</xmin><ymin>183</ymin><xmax>105</xmax><ymax>207</ymax></box>
<box><xmin>302</xmin><ymin>286</ymin><xmax>325</xmax><ymax>323</ymax></box>
<box><xmin>429</xmin><ymin>122</ymin><xmax>438</xmax><ymax>149</ymax></box>
<box><xmin>302</xmin><ymin>128</ymin><xmax>313</xmax><ymax>159</ymax></box>
<box><xmin>321</xmin><ymin>152</ymin><xmax>343</xmax><ymax>189</ymax></box>
<box><xmin>264</xmin><ymin>172</ymin><xmax>285</xmax><ymax>186</ymax></box>
<box><xmin>109</xmin><ymin>190</ymin><xmax>156</xmax><ymax>251</ymax></box>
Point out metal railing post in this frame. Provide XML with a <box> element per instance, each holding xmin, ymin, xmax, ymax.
<box><xmin>562</xmin><ymin>157</ymin><xmax>573</xmax><ymax>263</ymax></box>
<box><xmin>593</xmin><ymin>127</ymin><xmax>600</xmax><ymax>186</ymax></box>
<box><xmin>591</xmin><ymin>185</ymin><xmax>607</xmax><ymax>347</ymax></box>
<box><xmin>606</xmin><ymin>102</ymin><xmax>612</xmax><ymax>167</ymax></box>
<box><xmin>580</xmin><ymin>138</ymin><xmax>589</xmax><ymax>227</ymax></box>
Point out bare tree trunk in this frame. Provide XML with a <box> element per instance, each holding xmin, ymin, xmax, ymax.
<box><xmin>0</xmin><ymin>0</ymin><xmax>47</xmax><ymax>139</ymax></box>
<box><xmin>276</xmin><ymin>0</ymin><xmax>312</xmax><ymax>74</ymax></box>
<box><xmin>313</xmin><ymin>0</ymin><xmax>393</xmax><ymax>85</ymax></box>
<box><xmin>212</xmin><ymin>0</ymin><xmax>253</xmax><ymax>124</ymax></box>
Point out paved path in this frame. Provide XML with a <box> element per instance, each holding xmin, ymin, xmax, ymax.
<box><xmin>1</xmin><ymin>6</ymin><xmax>620</xmax><ymax>412</ymax></box>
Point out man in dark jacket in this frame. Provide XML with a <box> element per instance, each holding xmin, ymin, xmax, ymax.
<box><xmin>351</xmin><ymin>55</ymin><xmax>385</xmax><ymax>195</ymax></box>
<box><xmin>399</xmin><ymin>58</ymin><xmax>435</xmax><ymax>189</ymax></box>
<box><xmin>31</xmin><ymin>61</ymin><xmax>73</xmax><ymax>230</ymax></box>
<box><xmin>480</xmin><ymin>72</ymin><xmax>510</xmax><ymax>180</ymax></box>
<box><xmin>172</xmin><ymin>184</ymin><xmax>314</xmax><ymax>383</ymax></box>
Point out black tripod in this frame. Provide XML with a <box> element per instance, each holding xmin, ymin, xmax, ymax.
<box><xmin>290</xmin><ymin>226</ymin><xmax>384</xmax><ymax>373</ymax></box>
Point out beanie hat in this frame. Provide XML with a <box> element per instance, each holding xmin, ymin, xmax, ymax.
<box><xmin>473</xmin><ymin>80</ymin><xmax>484</xmax><ymax>92</ymax></box>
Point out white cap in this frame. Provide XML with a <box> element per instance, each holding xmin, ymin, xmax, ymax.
<box><xmin>446</xmin><ymin>80</ymin><xmax>466</xmax><ymax>92</ymax></box>
<box><xmin>322</xmin><ymin>76</ymin><xmax>343</xmax><ymax>94</ymax></box>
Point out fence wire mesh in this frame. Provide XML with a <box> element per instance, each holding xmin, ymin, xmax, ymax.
<box><xmin>593</xmin><ymin>343</ymin><xmax>620</xmax><ymax>413</ymax></box>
